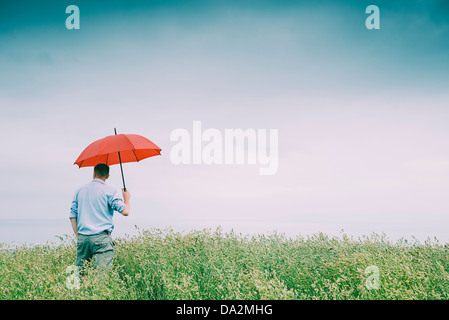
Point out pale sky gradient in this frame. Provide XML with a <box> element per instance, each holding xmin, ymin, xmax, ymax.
<box><xmin>1</xmin><ymin>0</ymin><xmax>449</xmax><ymax>243</ymax></box>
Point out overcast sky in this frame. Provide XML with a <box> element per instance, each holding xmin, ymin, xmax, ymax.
<box><xmin>1</xmin><ymin>0</ymin><xmax>449</xmax><ymax>242</ymax></box>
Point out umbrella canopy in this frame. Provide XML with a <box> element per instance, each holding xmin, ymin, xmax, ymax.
<box><xmin>74</xmin><ymin>129</ymin><xmax>161</xmax><ymax>191</ymax></box>
<box><xmin>74</xmin><ymin>132</ymin><xmax>161</xmax><ymax>167</ymax></box>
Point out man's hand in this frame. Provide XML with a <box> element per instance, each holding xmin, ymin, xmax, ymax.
<box><xmin>121</xmin><ymin>189</ymin><xmax>131</xmax><ymax>216</ymax></box>
<box><xmin>70</xmin><ymin>218</ymin><xmax>79</xmax><ymax>238</ymax></box>
<box><xmin>122</xmin><ymin>189</ymin><xmax>131</xmax><ymax>202</ymax></box>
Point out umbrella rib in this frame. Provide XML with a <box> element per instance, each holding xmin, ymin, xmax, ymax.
<box><xmin>120</xmin><ymin>134</ymin><xmax>138</xmax><ymax>162</ymax></box>
<box><xmin>106</xmin><ymin>153</ymin><xmax>109</xmax><ymax>165</ymax></box>
<box><xmin>132</xmin><ymin>149</ymin><xmax>139</xmax><ymax>162</ymax></box>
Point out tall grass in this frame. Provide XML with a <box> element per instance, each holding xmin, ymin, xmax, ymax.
<box><xmin>1</xmin><ymin>227</ymin><xmax>448</xmax><ymax>299</ymax></box>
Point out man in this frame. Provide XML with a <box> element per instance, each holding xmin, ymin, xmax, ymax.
<box><xmin>69</xmin><ymin>163</ymin><xmax>131</xmax><ymax>270</ymax></box>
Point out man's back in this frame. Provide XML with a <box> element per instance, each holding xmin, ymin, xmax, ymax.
<box><xmin>70</xmin><ymin>178</ymin><xmax>125</xmax><ymax>235</ymax></box>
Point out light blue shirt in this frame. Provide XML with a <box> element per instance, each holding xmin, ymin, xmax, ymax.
<box><xmin>70</xmin><ymin>178</ymin><xmax>126</xmax><ymax>235</ymax></box>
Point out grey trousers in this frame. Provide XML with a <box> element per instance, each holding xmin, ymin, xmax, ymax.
<box><xmin>76</xmin><ymin>231</ymin><xmax>114</xmax><ymax>270</ymax></box>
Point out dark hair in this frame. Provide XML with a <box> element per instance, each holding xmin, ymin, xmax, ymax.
<box><xmin>94</xmin><ymin>163</ymin><xmax>110</xmax><ymax>178</ymax></box>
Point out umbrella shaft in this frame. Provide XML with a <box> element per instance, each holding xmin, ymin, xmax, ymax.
<box><xmin>114</xmin><ymin>129</ymin><xmax>126</xmax><ymax>191</ymax></box>
<box><xmin>117</xmin><ymin>150</ymin><xmax>126</xmax><ymax>191</ymax></box>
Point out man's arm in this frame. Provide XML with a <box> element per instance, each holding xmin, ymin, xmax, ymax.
<box><xmin>70</xmin><ymin>218</ymin><xmax>78</xmax><ymax>238</ymax></box>
<box><xmin>121</xmin><ymin>189</ymin><xmax>131</xmax><ymax>216</ymax></box>
<box><xmin>69</xmin><ymin>190</ymin><xmax>79</xmax><ymax>238</ymax></box>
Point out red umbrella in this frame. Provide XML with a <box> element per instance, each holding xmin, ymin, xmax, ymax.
<box><xmin>74</xmin><ymin>128</ymin><xmax>161</xmax><ymax>190</ymax></box>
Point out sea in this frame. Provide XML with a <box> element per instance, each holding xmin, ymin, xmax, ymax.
<box><xmin>1</xmin><ymin>218</ymin><xmax>449</xmax><ymax>246</ymax></box>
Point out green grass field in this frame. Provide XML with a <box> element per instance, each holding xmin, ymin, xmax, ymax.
<box><xmin>1</xmin><ymin>227</ymin><xmax>448</xmax><ymax>300</ymax></box>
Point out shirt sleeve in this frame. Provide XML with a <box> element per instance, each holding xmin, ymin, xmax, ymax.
<box><xmin>109</xmin><ymin>190</ymin><xmax>126</xmax><ymax>213</ymax></box>
<box><xmin>69</xmin><ymin>190</ymin><xmax>79</xmax><ymax>219</ymax></box>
